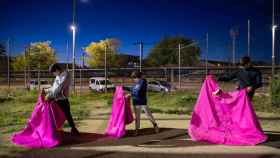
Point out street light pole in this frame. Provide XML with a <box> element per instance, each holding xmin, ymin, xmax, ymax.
<box><xmin>230</xmin><ymin>28</ymin><xmax>238</xmax><ymax>66</ymax></box>
<box><xmin>272</xmin><ymin>0</ymin><xmax>277</xmax><ymax>79</ymax></box>
<box><xmin>6</xmin><ymin>38</ymin><xmax>10</xmax><ymax>89</ymax></box>
<box><xmin>71</xmin><ymin>0</ymin><xmax>77</xmax><ymax>94</ymax></box>
<box><xmin>71</xmin><ymin>25</ymin><xmax>76</xmax><ymax>94</ymax></box>
<box><xmin>206</xmin><ymin>33</ymin><xmax>209</xmax><ymax>75</ymax></box>
<box><xmin>248</xmin><ymin>19</ymin><xmax>251</xmax><ymax>57</ymax></box>
<box><xmin>140</xmin><ymin>41</ymin><xmax>143</xmax><ymax>72</ymax></box>
<box><xmin>104</xmin><ymin>44</ymin><xmax>107</xmax><ymax>93</ymax></box>
<box><xmin>178</xmin><ymin>43</ymin><xmax>181</xmax><ymax>89</ymax></box>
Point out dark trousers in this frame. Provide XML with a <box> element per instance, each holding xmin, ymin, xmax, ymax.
<box><xmin>247</xmin><ymin>91</ymin><xmax>255</xmax><ymax>101</ymax></box>
<box><xmin>56</xmin><ymin>99</ymin><xmax>76</xmax><ymax>129</ymax></box>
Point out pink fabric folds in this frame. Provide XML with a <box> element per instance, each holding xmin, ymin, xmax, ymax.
<box><xmin>105</xmin><ymin>86</ymin><xmax>134</xmax><ymax>138</ymax></box>
<box><xmin>188</xmin><ymin>75</ymin><xmax>267</xmax><ymax>145</ymax></box>
<box><xmin>11</xmin><ymin>95</ymin><xmax>66</xmax><ymax>148</ymax></box>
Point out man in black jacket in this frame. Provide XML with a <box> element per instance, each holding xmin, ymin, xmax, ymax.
<box><xmin>218</xmin><ymin>56</ymin><xmax>262</xmax><ymax>101</ymax></box>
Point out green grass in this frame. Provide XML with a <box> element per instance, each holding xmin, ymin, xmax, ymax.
<box><xmin>148</xmin><ymin>91</ymin><xmax>197</xmax><ymax>114</ymax></box>
<box><xmin>0</xmin><ymin>90</ymin><xmax>103</xmax><ymax>134</ymax></box>
<box><xmin>1</xmin><ymin>88</ymin><xmax>280</xmax><ymax>135</ymax></box>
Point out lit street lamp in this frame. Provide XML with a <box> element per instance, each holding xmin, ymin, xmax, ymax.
<box><xmin>71</xmin><ymin>24</ymin><xmax>76</xmax><ymax>93</ymax></box>
<box><xmin>272</xmin><ymin>24</ymin><xmax>277</xmax><ymax>79</ymax></box>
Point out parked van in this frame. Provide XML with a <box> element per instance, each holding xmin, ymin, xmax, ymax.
<box><xmin>89</xmin><ymin>77</ymin><xmax>115</xmax><ymax>92</ymax></box>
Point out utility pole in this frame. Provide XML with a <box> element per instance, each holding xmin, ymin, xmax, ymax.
<box><xmin>272</xmin><ymin>0</ymin><xmax>277</xmax><ymax>79</ymax></box>
<box><xmin>6</xmin><ymin>38</ymin><xmax>10</xmax><ymax>89</ymax></box>
<box><xmin>230</xmin><ymin>28</ymin><xmax>238</xmax><ymax>65</ymax></box>
<box><xmin>178</xmin><ymin>43</ymin><xmax>181</xmax><ymax>89</ymax></box>
<box><xmin>71</xmin><ymin>0</ymin><xmax>77</xmax><ymax>94</ymax></box>
<box><xmin>66</xmin><ymin>41</ymin><xmax>69</xmax><ymax>70</ymax></box>
<box><xmin>139</xmin><ymin>41</ymin><xmax>143</xmax><ymax>72</ymax></box>
<box><xmin>248</xmin><ymin>19</ymin><xmax>251</xmax><ymax>57</ymax></box>
<box><xmin>206</xmin><ymin>33</ymin><xmax>209</xmax><ymax>75</ymax></box>
<box><xmin>82</xmin><ymin>51</ymin><xmax>85</xmax><ymax>68</ymax></box>
<box><xmin>24</xmin><ymin>47</ymin><xmax>27</xmax><ymax>89</ymax></box>
<box><xmin>133</xmin><ymin>41</ymin><xmax>144</xmax><ymax>72</ymax></box>
<box><xmin>104</xmin><ymin>44</ymin><xmax>107</xmax><ymax>93</ymax></box>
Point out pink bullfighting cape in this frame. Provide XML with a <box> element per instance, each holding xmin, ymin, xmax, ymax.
<box><xmin>105</xmin><ymin>86</ymin><xmax>134</xmax><ymax>138</ymax></box>
<box><xmin>188</xmin><ymin>75</ymin><xmax>267</xmax><ymax>145</ymax></box>
<box><xmin>11</xmin><ymin>95</ymin><xmax>66</xmax><ymax>148</ymax></box>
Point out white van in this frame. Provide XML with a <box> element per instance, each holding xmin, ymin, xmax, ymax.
<box><xmin>27</xmin><ymin>80</ymin><xmax>52</xmax><ymax>90</ymax></box>
<box><xmin>89</xmin><ymin>77</ymin><xmax>115</xmax><ymax>92</ymax></box>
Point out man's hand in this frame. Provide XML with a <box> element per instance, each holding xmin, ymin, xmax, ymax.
<box><xmin>246</xmin><ymin>86</ymin><xmax>253</xmax><ymax>93</ymax></box>
<box><xmin>212</xmin><ymin>89</ymin><xmax>221</xmax><ymax>96</ymax></box>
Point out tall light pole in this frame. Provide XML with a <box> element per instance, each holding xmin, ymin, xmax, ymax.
<box><xmin>178</xmin><ymin>41</ymin><xmax>197</xmax><ymax>89</ymax></box>
<box><xmin>71</xmin><ymin>24</ymin><xmax>76</xmax><ymax>93</ymax></box>
<box><xmin>206</xmin><ymin>33</ymin><xmax>209</xmax><ymax>75</ymax></box>
<box><xmin>71</xmin><ymin>0</ymin><xmax>77</xmax><ymax>93</ymax></box>
<box><xmin>272</xmin><ymin>0</ymin><xmax>277</xmax><ymax>79</ymax></box>
<box><xmin>178</xmin><ymin>43</ymin><xmax>181</xmax><ymax>89</ymax></box>
<box><xmin>230</xmin><ymin>28</ymin><xmax>238</xmax><ymax>65</ymax></box>
<box><xmin>139</xmin><ymin>41</ymin><xmax>143</xmax><ymax>72</ymax></box>
<box><xmin>133</xmin><ymin>41</ymin><xmax>143</xmax><ymax>72</ymax></box>
<box><xmin>104</xmin><ymin>44</ymin><xmax>107</xmax><ymax>93</ymax></box>
<box><xmin>66</xmin><ymin>41</ymin><xmax>69</xmax><ymax>70</ymax></box>
<box><xmin>6</xmin><ymin>38</ymin><xmax>10</xmax><ymax>89</ymax></box>
<box><xmin>248</xmin><ymin>19</ymin><xmax>251</xmax><ymax>57</ymax></box>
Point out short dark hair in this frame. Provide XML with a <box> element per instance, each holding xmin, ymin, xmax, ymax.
<box><xmin>240</xmin><ymin>56</ymin><xmax>251</xmax><ymax>66</ymax></box>
<box><xmin>131</xmin><ymin>71</ymin><xmax>142</xmax><ymax>78</ymax></box>
<box><xmin>49</xmin><ymin>63</ymin><xmax>63</xmax><ymax>73</ymax></box>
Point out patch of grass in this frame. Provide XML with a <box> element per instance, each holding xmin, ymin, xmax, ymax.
<box><xmin>0</xmin><ymin>90</ymin><xmax>109</xmax><ymax>134</ymax></box>
<box><xmin>1</xmin><ymin>88</ymin><xmax>280</xmax><ymax>135</ymax></box>
<box><xmin>147</xmin><ymin>91</ymin><xmax>197</xmax><ymax>114</ymax></box>
<box><xmin>253</xmin><ymin>94</ymin><xmax>280</xmax><ymax>113</ymax></box>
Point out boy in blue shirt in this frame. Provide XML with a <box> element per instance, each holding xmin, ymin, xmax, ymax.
<box><xmin>128</xmin><ymin>71</ymin><xmax>159</xmax><ymax>136</ymax></box>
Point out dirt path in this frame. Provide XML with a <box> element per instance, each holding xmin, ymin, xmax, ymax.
<box><xmin>1</xmin><ymin>110</ymin><xmax>280</xmax><ymax>158</ymax></box>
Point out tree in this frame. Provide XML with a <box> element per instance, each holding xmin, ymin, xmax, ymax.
<box><xmin>12</xmin><ymin>41</ymin><xmax>56</xmax><ymax>71</ymax></box>
<box><xmin>116</xmin><ymin>54</ymin><xmax>139</xmax><ymax>67</ymax></box>
<box><xmin>84</xmin><ymin>38</ymin><xmax>119</xmax><ymax>68</ymax></box>
<box><xmin>0</xmin><ymin>43</ymin><xmax>6</xmax><ymax>56</ymax></box>
<box><xmin>146</xmin><ymin>36</ymin><xmax>200</xmax><ymax>67</ymax></box>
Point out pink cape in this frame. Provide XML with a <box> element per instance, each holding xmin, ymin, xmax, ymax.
<box><xmin>11</xmin><ymin>95</ymin><xmax>66</xmax><ymax>148</ymax></box>
<box><xmin>188</xmin><ymin>75</ymin><xmax>267</xmax><ymax>145</ymax></box>
<box><xmin>105</xmin><ymin>86</ymin><xmax>134</xmax><ymax>138</ymax></box>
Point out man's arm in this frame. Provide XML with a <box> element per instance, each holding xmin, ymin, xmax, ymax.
<box><xmin>218</xmin><ymin>71</ymin><xmax>238</xmax><ymax>82</ymax></box>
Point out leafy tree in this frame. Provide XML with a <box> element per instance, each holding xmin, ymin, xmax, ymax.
<box><xmin>0</xmin><ymin>43</ymin><xmax>6</xmax><ymax>56</ymax></box>
<box><xmin>12</xmin><ymin>41</ymin><xmax>56</xmax><ymax>70</ymax></box>
<box><xmin>116</xmin><ymin>54</ymin><xmax>139</xmax><ymax>67</ymax></box>
<box><xmin>84</xmin><ymin>38</ymin><xmax>119</xmax><ymax>68</ymax></box>
<box><xmin>146</xmin><ymin>36</ymin><xmax>200</xmax><ymax>67</ymax></box>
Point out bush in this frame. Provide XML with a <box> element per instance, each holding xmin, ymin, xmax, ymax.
<box><xmin>270</xmin><ymin>75</ymin><xmax>280</xmax><ymax>106</ymax></box>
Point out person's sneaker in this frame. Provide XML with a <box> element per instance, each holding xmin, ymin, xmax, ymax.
<box><xmin>154</xmin><ymin>124</ymin><xmax>160</xmax><ymax>133</ymax></box>
<box><xmin>71</xmin><ymin>127</ymin><xmax>80</xmax><ymax>136</ymax></box>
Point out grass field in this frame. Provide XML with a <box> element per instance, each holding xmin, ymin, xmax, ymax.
<box><xmin>0</xmin><ymin>87</ymin><xmax>279</xmax><ymax>135</ymax></box>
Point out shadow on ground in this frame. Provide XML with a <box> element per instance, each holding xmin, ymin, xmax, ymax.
<box><xmin>2</xmin><ymin>128</ymin><xmax>280</xmax><ymax>158</ymax></box>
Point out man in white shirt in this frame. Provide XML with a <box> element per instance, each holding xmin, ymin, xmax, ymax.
<box><xmin>41</xmin><ymin>63</ymin><xmax>80</xmax><ymax>136</ymax></box>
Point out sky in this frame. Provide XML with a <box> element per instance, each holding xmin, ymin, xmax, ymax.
<box><xmin>0</xmin><ymin>0</ymin><xmax>279</xmax><ymax>64</ymax></box>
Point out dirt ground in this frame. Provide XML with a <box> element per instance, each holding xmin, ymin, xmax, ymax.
<box><xmin>1</xmin><ymin>112</ymin><xmax>280</xmax><ymax>158</ymax></box>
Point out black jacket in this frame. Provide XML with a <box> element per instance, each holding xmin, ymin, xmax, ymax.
<box><xmin>218</xmin><ymin>67</ymin><xmax>262</xmax><ymax>91</ymax></box>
